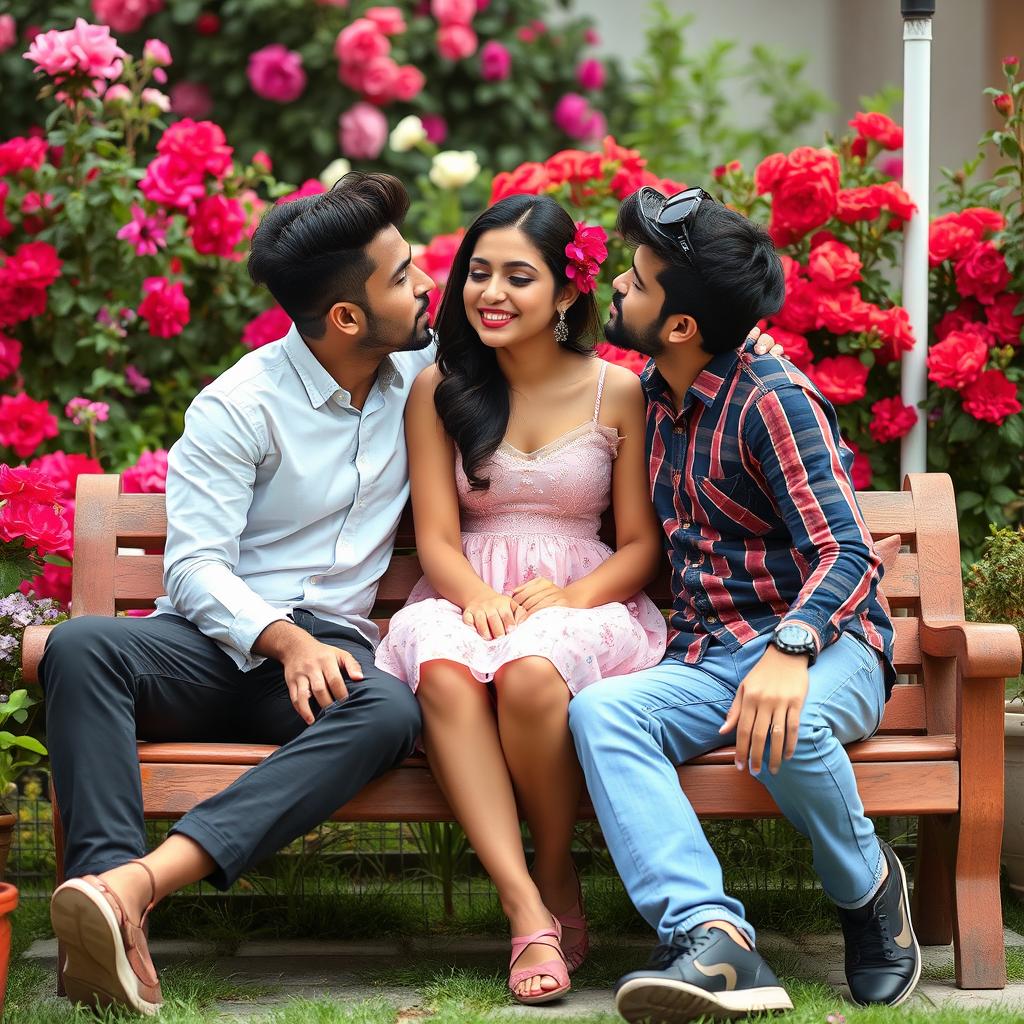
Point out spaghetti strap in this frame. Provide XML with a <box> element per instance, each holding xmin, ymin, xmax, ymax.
<box><xmin>592</xmin><ymin>361</ymin><xmax>609</xmax><ymax>422</ymax></box>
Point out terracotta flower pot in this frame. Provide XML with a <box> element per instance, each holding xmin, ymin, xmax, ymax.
<box><xmin>0</xmin><ymin>882</ymin><xmax>17</xmax><ymax>1016</ymax></box>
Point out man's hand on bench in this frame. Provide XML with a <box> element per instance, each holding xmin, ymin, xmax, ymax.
<box><xmin>254</xmin><ymin>621</ymin><xmax>364</xmax><ymax>724</ymax></box>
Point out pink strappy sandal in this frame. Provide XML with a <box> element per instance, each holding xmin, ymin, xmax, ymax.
<box><xmin>556</xmin><ymin>871</ymin><xmax>590</xmax><ymax>973</ymax></box>
<box><xmin>508</xmin><ymin>915</ymin><xmax>571</xmax><ymax>1005</ymax></box>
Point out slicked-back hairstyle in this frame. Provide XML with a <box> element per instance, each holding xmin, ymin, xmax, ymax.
<box><xmin>616</xmin><ymin>192</ymin><xmax>785</xmax><ymax>355</ymax></box>
<box><xmin>248</xmin><ymin>171</ymin><xmax>410</xmax><ymax>339</ymax></box>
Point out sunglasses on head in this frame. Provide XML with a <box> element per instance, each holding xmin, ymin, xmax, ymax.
<box><xmin>637</xmin><ymin>186</ymin><xmax>715</xmax><ymax>268</ymax></box>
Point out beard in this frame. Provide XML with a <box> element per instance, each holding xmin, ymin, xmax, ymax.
<box><xmin>603</xmin><ymin>292</ymin><xmax>665</xmax><ymax>357</ymax></box>
<box><xmin>361</xmin><ymin>298</ymin><xmax>435</xmax><ymax>355</ymax></box>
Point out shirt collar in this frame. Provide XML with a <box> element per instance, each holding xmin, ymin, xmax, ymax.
<box><xmin>640</xmin><ymin>348</ymin><xmax>741</xmax><ymax>412</ymax></box>
<box><xmin>282</xmin><ymin>325</ymin><xmax>406</xmax><ymax>409</ymax></box>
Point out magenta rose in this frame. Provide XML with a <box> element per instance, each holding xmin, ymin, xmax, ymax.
<box><xmin>248</xmin><ymin>44</ymin><xmax>307</xmax><ymax>103</ymax></box>
<box><xmin>170</xmin><ymin>81</ymin><xmax>213</xmax><ymax>119</ymax></box>
<box><xmin>576</xmin><ymin>57</ymin><xmax>605</xmax><ymax>90</ymax></box>
<box><xmin>480</xmin><ymin>40</ymin><xmax>511</xmax><ymax>81</ymax></box>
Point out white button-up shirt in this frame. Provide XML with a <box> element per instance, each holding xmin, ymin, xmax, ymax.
<box><xmin>152</xmin><ymin>324</ymin><xmax>434</xmax><ymax>670</ymax></box>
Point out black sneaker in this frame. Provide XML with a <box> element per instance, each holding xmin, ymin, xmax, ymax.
<box><xmin>837</xmin><ymin>839</ymin><xmax>921</xmax><ymax>1005</ymax></box>
<box><xmin>614</xmin><ymin>925</ymin><xmax>793</xmax><ymax>1023</ymax></box>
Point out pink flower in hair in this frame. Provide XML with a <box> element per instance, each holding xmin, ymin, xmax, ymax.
<box><xmin>564</xmin><ymin>222</ymin><xmax>607</xmax><ymax>294</ymax></box>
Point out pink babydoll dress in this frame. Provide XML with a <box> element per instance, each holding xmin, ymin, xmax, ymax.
<box><xmin>376</xmin><ymin>362</ymin><xmax>667</xmax><ymax>695</ymax></box>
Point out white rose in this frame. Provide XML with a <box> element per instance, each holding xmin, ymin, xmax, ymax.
<box><xmin>389</xmin><ymin>115</ymin><xmax>427</xmax><ymax>153</ymax></box>
<box><xmin>319</xmin><ymin>157</ymin><xmax>352</xmax><ymax>189</ymax></box>
<box><xmin>140</xmin><ymin>88</ymin><xmax>170</xmax><ymax>112</ymax></box>
<box><xmin>429</xmin><ymin>150</ymin><xmax>480</xmax><ymax>190</ymax></box>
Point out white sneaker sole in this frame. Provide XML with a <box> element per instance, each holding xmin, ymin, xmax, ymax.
<box><xmin>50</xmin><ymin>879</ymin><xmax>162</xmax><ymax>1016</ymax></box>
<box><xmin>616</xmin><ymin>978</ymin><xmax>793</xmax><ymax>1023</ymax></box>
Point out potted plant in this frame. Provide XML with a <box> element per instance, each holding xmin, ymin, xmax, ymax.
<box><xmin>965</xmin><ymin>525</ymin><xmax>1024</xmax><ymax>894</ymax></box>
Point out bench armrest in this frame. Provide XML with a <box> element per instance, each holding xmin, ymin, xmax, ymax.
<box><xmin>21</xmin><ymin>624</ymin><xmax>56</xmax><ymax>685</ymax></box>
<box><xmin>919</xmin><ymin>620</ymin><xmax>1022</xmax><ymax>679</ymax></box>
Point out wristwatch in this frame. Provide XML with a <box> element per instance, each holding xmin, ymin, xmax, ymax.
<box><xmin>772</xmin><ymin>623</ymin><xmax>817</xmax><ymax>664</ymax></box>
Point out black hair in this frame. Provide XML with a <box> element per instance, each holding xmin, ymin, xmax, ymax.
<box><xmin>434</xmin><ymin>194</ymin><xmax>602</xmax><ymax>489</ymax></box>
<box><xmin>248</xmin><ymin>171</ymin><xmax>410</xmax><ymax>339</ymax></box>
<box><xmin>616</xmin><ymin>192</ymin><xmax>785</xmax><ymax>354</ymax></box>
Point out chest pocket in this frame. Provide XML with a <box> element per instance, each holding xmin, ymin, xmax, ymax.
<box><xmin>693</xmin><ymin>473</ymin><xmax>778</xmax><ymax>537</ymax></box>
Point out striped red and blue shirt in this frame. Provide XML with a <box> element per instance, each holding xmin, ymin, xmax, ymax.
<box><xmin>642</xmin><ymin>342</ymin><xmax>896</xmax><ymax>693</ymax></box>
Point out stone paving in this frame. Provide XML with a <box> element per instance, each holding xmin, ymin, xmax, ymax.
<box><xmin>21</xmin><ymin>928</ymin><xmax>1024</xmax><ymax>1019</ymax></box>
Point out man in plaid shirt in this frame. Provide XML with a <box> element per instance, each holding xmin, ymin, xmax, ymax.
<box><xmin>569</xmin><ymin>187</ymin><xmax>917</xmax><ymax>1022</ymax></box>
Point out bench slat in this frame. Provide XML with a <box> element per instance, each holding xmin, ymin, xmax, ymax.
<box><xmin>137</xmin><ymin>756</ymin><xmax>957</xmax><ymax>820</ymax></box>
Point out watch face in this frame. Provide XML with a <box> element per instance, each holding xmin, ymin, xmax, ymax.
<box><xmin>777</xmin><ymin>625</ymin><xmax>813</xmax><ymax>647</ymax></box>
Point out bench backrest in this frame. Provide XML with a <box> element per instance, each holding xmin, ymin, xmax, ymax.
<box><xmin>69</xmin><ymin>472</ymin><xmax>965</xmax><ymax>738</ymax></box>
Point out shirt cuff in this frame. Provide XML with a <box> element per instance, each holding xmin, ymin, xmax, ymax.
<box><xmin>229</xmin><ymin>605</ymin><xmax>291</xmax><ymax>670</ymax></box>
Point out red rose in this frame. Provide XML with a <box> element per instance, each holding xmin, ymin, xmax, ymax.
<box><xmin>807</xmin><ymin>240</ymin><xmax>862</xmax><ymax>291</ymax></box>
<box><xmin>816</xmin><ymin>288</ymin><xmax>874</xmax><ymax>335</ymax></box>
<box><xmin>808</xmin><ymin>355</ymin><xmax>869</xmax><ymax>404</ymax></box>
<box><xmin>138</xmin><ymin>277</ymin><xmax>190</xmax><ymax>338</ymax></box>
<box><xmin>0</xmin><ymin>136</ymin><xmax>48</xmax><ymax>177</ymax></box>
<box><xmin>765</xmin><ymin>147</ymin><xmax>840</xmax><ymax>245</ymax></box>
<box><xmin>763</xmin><ymin>326</ymin><xmax>813</xmax><ymax>370</ymax></box>
<box><xmin>875</xmin><ymin>181</ymin><xmax>915</xmax><ymax>220</ymax></box>
<box><xmin>0</xmin><ymin>463</ymin><xmax>61</xmax><ymax>504</ymax></box>
<box><xmin>0</xmin><ymin>393</ymin><xmax>58</xmax><ymax>458</ymax></box>
<box><xmin>242</xmin><ymin>306</ymin><xmax>292</xmax><ymax>350</ymax></box>
<box><xmin>986</xmin><ymin>292</ymin><xmax>1024</xmax><ymax>346</ymax></box>
<box><xmin>869</xmin><ymin>396</ymin><xmax>917</xmax><ymax>443</ymax></box>
<box><xmin>927</xmin><ymin>330</ymin><xmax>988</xmax><ymax>390</ymax></box>
<box><xmin>845</xmin><ymin>439</ymin><xmax>873</xmax><ymax>489</ymax></box>
<box><xmin>0</xmin><ymin>497</ymin><xmax>70</xmax><ymax>555</ymax></box>
<box><xmin>994</xmin><ymin>93</ymin><xmax>1013</xmax><ymax>116</ymax></box>
<box><xmin>594</xmin><ymin>342</ymin><xmax>648</xmax><ymax>375</ymax></box>
<box><xmin>139</xmin><ymin>154</ymin><xmax>206</xmax><ymax>210</ymax></box>
<box><xmin>189</xmin><ymin>194</ymin><xmax>246</xmax><ymax>258</ymax></box>
<box><xmin>835</xmin><ymin>186</ymin><xmax>884</xmax><ymax>223</ymax></box>
<box><xmin>196</xmin><ymin>12</ymin><xmax>221</xmax><ymax>35</ymax></box>
<box><xmin>935</xmin><ymin>300</ymin><xmax>985</xmax><ymax>340</ymax></box>
<box><xmin>27</xmin><ymin>451</ymin><xmax>103</xmax><ymax>499</ymax></box>
<box><xmin>0</xmin><ymin>333</ymin><xmax>21</xmax><ymax>378</ymax></box>
<box><xmin>156</xmin><ymin>119</ymin><xmax>233</xmax><ymax>180</ymax></box>
<box><xmin>870</xmin><ymin>306</ymin><xmax>915</xmax><ymax>362</ymax></box>
<box><xmin>959</xmin><ymin>207</ymin><xmax>1005</xmax><ymax>236</ymax></box>
<box><xmin>489</xmin><ymin>162</ymin><xmax>549</xmax><ymax>204</ymax></box>
<box><xmin>415</xmin><ymin>228</ymin><xmax>464</xmax><ymax>286</ymax></box>
<box><xmin>928</xmin><ymin>216</ymin><xmax>977</xmax><ymax>266</ymax></box>
<box><xmin>849</xmin><ymin>111</ymin><xmax>903</xmax><ymax>150</ymax></box>
<box><xmin>772</xmin><ymin>275</ymin><xmax>819</xmax><ymax>334</ymax></box>
<box><xmin>753</xmin><ymin>152</ymin><xmax>788</xmax><ymax>194</ymax></box>
<box><xmin>544</xmin><ymin>149</ymin><xmax>604</xmax><ymax>186</ymax></box>
<box><xmin>961</xmin><ymin>368</ymin><xmax>1022</xmax><ymax>425</ymax></box>
<box><xmin>955</xmin><ymin>241</ymin><xmax>1011</xmax><ymax>304</ymax></box>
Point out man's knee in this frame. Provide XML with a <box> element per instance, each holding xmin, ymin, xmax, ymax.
<box><xmin>568</xmin><ymin>681</ymin><xmax>621</xmax><ymax>739</ymax></box>
<box><xmin>40</xmin><ymin>616</ymin><xmax>122</xmax><ymax>697</ymax></box>
<box><xmin>331</xmin><ymin>671</ymin><xmax>421</xmax><ymax>751</ymax></box>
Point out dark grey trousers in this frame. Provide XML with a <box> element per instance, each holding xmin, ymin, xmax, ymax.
<box><xmin>40</xmin><ymin>608</ymin><xmax>421</xmax><ymax>888</ymax></box>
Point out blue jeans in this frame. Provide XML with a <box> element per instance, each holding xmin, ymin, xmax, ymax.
<box><xmin>568</xmin><ymin>631</ymin><xmax>887</xmax><ymax>946</ymax></box>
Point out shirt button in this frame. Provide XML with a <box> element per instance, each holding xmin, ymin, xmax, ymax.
<box><xmin>673</xmin><ymin>426</ymin><xmax>685</xmax><ymax>435</ymax></box>
<box><xmin>310</xmin><ymin>575</ymin><xmax>321</xmax><ymax>585</ymax></box>
<box><xmin>681</xmin><ymin>521</ymin><xmax>691</xmax><ymax>530</ymax></box>
<box><xmin>706</xmin><ymin>615</ymin><xmax>718</xmax><ymax>624</ymax></box>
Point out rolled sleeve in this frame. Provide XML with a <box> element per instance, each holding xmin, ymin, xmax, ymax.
<box><xmin>162</xmin><ymin>389</ymin><xmax>288</xmax><ymax>668</ymax></box>
<box><xmin>742</xmin><ymin>384</ymin><xmax>882</xmax><ymax>653</ymax></box>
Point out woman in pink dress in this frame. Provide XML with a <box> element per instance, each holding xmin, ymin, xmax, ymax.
<box><xmin>376</xmin><ymin>194</ymin><xmax>666</xmax><ymax>1003</ymax></box>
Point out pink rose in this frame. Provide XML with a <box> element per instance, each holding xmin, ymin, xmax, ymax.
<box><xmin>480</xmin><ymin>40</ymin><xmax>511</xmax><ymax>81</ymax></box>
<box><xmin>365</xmin><ymin>6</ymin><xmax>406</xmax><ymax>35</ymax></box>
<box><xmin>121</xmin><ymin>449</ymin><xmax>168</xmax><ymax>493</ymax></box>
<box><xmin>393</xmin><ymin>64</ymin><xmax>425</xmax><ymax>101</ymax></box>
<box><xmin>334</xmin><ymin>18</ymin><xmax>390</xmax><ymax>66</ymax></box>
<box><xmin>576</xmin><ymin>58</ymin><xmax>605</xmax><ymax>91</ymax></box>
<box><xmin>138</xmin><ymin>154</ymin><xmax>205</xmax><ymax>210</ymax></box>
<box><xmin>437</xmin><ymin>23</ymin><xmax>477</xmax><ymax>60</ymax></box>
<box><xmin>553</xmin><ymin>93</ymin><xmax>605</xmax><ymax>142</ymax></box>
<box><xmin>0</xmin><ymin>464</ymin><xmax>61</xmax><ymax>504</ymax></box>
<box><xmin>357</xmin><ymin>55</ymin><xmax>400</xmax><ymax>103</ymax></box>
<box><xmin>431</xmin><ymin>0</ymin><xmax>475</xmax><ymax>25</ymax></box>
<box><xmin>0</xmin><ymin>392</ymin><xmax>58</xmax><ymax>458</ymax></box>
<box><xmin>189</xmin><ymin>194</ymin><xmax>246</xmax><ymax>257</ymax></box>
<box><xmin>243</xmin><ymin>306</ymin><xmax>292</xmax><ymax>350</ymax></box>
<box><xmin>0</xmin><ymin>498</ymin><xmax>70</xmax><ymax>555</ymax></box>
<box><xmin>338</xmin><ymin>102</ymin><xmax>388</xmax><ymax>159</ymax></box>
<box><xmin>91</xmin><ymin>0</ymin><xmax>163</xmax><ymax>34</ymax></box>
<box><xmin>138</xmin><ymin>276</ymin><xmax>190</xmax><ymax>337</ymax></box>
<box><xmin>170</xmin><ymin>81</ymin><xmax>212</xmax><ymax>119</ymax></box>
<box><xmin>0</xmin><ymin>15</ymin><xmax>16</xmax><ymax>54</ymax></box>
<box><xmin>248</xmin><ymin>44</ymin><xmax>307</xmax><ymax>103</ymax></box>
<box><xmin>0</xmin><ymin>333</ymin><xmax>21</xmax><ymax>379</ymax></box>
<box><xmin>25</xmin><ymin>17</ymin><xmax>127</xmax><ymax>82</ymax></box>
<box><xmin>143</xmin><ymin>38</ymin><xmax>171</xmax><ymax>66</ymax></box>
<box><xmin>157</xmin><ymin>118</ymin><xmax>233</xmax><ymax>179</ymax></box>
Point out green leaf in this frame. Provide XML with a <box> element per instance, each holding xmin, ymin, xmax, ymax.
<box><xmin>957</xmin><ymin>490</ymin><xmax>984</xmax><ymax>512</ymax></box>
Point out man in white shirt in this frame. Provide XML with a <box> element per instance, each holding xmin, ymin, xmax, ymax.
<box><xmin>42</xmin><ymin>172</ymin><xmax>436</xmax><ymax>1016</ymax></box>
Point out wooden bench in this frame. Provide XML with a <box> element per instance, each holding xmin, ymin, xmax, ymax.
<box><xmin>22</xmin><ymin>471</ymin><xmax>1022</xmax><ymax>990</ymax></box>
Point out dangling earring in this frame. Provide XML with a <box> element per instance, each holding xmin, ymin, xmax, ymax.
<box><xmin>554</xmin><ymin>308</ymin><xmax>568</xmax><ymax>345</ymax></box>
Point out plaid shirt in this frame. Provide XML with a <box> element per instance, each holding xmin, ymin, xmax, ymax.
<box><xmin>642</xmin><ymin>342</ymin><xmax>896</xmax><ymax>692</ymax></box>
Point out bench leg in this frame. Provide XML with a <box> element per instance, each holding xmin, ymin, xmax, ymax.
<box><xmin>952</xmin><ymin>675</ymin><xmax>1006</xmax><ymax>989</ymax></box>
<box><xmin>911</xmin><ymin>814</ymin><xmax>955</xmax><ymax>945</ymax></box>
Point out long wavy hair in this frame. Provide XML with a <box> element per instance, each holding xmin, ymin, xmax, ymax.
<box><xmin>434</xmin><ymin>194</ymin><xmax>601</xmax><ymax>490</ymax></box>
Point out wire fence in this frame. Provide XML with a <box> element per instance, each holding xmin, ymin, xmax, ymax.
<box><xmin>9</xmin><ymin>769</ymin><xmax>920</xmax><ymax>930</ymax></box>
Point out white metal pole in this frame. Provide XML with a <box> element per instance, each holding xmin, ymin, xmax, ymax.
<box><xmin>899</xmin><ymin>0</ymin><xmax>935</xmax><ymax>477</ymax></box>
